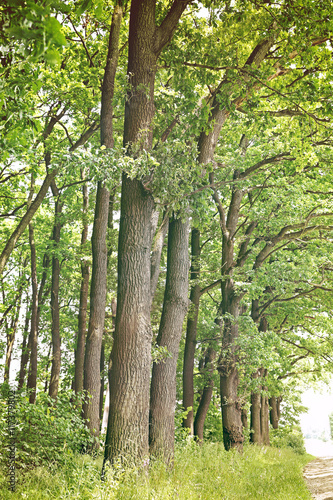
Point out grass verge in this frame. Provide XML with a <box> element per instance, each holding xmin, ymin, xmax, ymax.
<box><xmin>0</xmin><ymin>442</ymin><xmax>314</xmax><ymax>499</ymax></box>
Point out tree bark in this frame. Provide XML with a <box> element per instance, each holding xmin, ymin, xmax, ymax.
<box><xmin>74</xmin><ymin>179</ymin><xmax>90</xmax><ymax>395</ymax></box>
<box><xmin>150</xmin><ymin>213</ymin><xmax>169</xmax><ymax>308</ymax></box>
<box><xmin>149</xmin><ymin>215</ymin><xmax>189</xmax><ymax>460</ymax></box>
<box><xmin>82</xmin><ymin>182</ymin><xmax>109</xmax><ymax>440</ymax></box>
<box><xmin>105</xmin><ymin>0</ymin><xmax>190</xmax><ymax>464</ymax></box>
<box><xmin>269</xmin><ymin>396</ymin><xmax>281</xmax><ymax>429</ymax></box>
<box><xmin>183</xmin><ymin>227</ymin><xmax>201</xmax><ymax>434</ymax></box>
<box><xmin>18</xmin><ymin>300</ymin><xmax>31</xmax><ymax>390</ymax></box>
<box><xmin>83</xmin><ymin>3</ymin><xmax>123</xmax><ymax>445</ymax></box>
<box><xmin>48</xmin><ymin>191</ymin><xmax>63</xmax><ymax>400</ymax></box>
<box><xmin>261</xmin><ymin>375</ymin><xmax>270</xmax><ymax>446</ymax></box>
<box><xmin>27</xmin><ymin>223</ymin><xmax>39</xmax><ymax>403</ymax></box>
<box><xmin>194</xmin><ymin>347</ymin><xmax>216</xmax><ymax>442</ymax></box>
<box><xmin>250</xmin><ymin>370</ymin><xmax>262</xmax><ymax>445</ymax></box>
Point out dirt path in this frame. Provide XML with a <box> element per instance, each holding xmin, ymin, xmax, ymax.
<box><xmin>304</xmin><ymin>457</ymin><xmax>333</xmax><ymax>500</ymax></box>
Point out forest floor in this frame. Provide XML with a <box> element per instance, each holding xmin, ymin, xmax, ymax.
<box><xmin>304</xmin><ymin>457</ymin><xmax>333</xmax><ymax>500</ymax></box>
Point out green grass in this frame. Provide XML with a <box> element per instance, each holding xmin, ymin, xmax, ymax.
<box><xmin>0</xmin><ymin>442</ymin><xmax>314</xmax><ymax>499</ymax></box>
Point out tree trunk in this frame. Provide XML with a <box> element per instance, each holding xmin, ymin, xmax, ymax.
<box><xmin>48</xmin><ymin>194</ymin><xmax>63</xmax><ymax>399</ymax></box>
<box><xmin>149</xmin><ymin>215</ymin><xmax>189</xmax><ymax>460</ymax></box>
<box><xmin>261</xmin><ymin>385</ymin><xmax>270</xmax><ymax>446</ymax></box>
<box><xmin>250</xmin><ymin>370</ymin><xmax>262</xmax><ymax>445</ymax></box>
<box><xmin>150</xmin><ymin>212</ymin><xmax>169</xmax><ymax>308</ymax></box>
<box><xmin>18</xmin><ymin>301</ymin><xmax>31</xmax><ymax>390</ymax></box>
<box><xmin>82</xmin><ymin>3</ymin><xmax>123</xmax><ymax>443</ymax></box>
<box><xmin>269</xmin><ymin>396</ymin><xmax>281</xmax><ymax>429</ymax></box>
<box><xmin>4</xmin><ymin>290</ymin><xmax>23</xmax><ymax>384</ymax></box>
<box><xmin>194</xmin><ymin>347</ymin><xmax>216</xmax><ymax>443</ymax></box>
<box><xmin>74</xmin><ymin>180</ymin><xmax>90</xmax><ymax>395</ymax></box>
<box><xmin>105</xmin><ymin>0</ymin><xmax>190</xmax><ymax>464</ymax></box>
<box><xmin>27</xmin><ymin>223</ymin><xmax>39</xmax><ymax>403</ymax></box>
<box><xmin>183</xmin><ymin>227</ymin><xmax>201</xmax><ymax>434</ymax></box>
<box><xmin>241</xmin><ymin>407</ymin><xmax>248</xmax><ymax>429</ymax></box>
<box><xmin>82</xmin><ymin>182</ymin><xmax>109</xmax><ymax>441</ymax></box>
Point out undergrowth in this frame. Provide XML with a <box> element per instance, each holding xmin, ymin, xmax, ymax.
<box><xmin>0</xmin><ymin>441</ymin><xmax>314</xmax><ymax>499</ymax></box>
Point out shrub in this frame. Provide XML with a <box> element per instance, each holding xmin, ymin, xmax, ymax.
<box><xmin>0</xmin><ymin>389</ymin><xmax>95</xmax><ymax>470</ymax></box>
<box><xmin>270</xmin><ymin>425</ymin><xmax>306</xmax><ymax>455</ymax></box>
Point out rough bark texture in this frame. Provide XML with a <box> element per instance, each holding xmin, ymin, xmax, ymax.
<box><xmin>106</xmin><ymin>175</ymin><xmax>154</xmax><ymax>461</ymax></box>
<box><xmin>194</xmin><ymin>347</ymin><xmax>216</xmax><ymax>442</ymax></box>
<box><xmin>82</xmin><ymin>182</ymin><xmax>109</xmax><ymax>439</ymax></box>
<box><xmin>149</xmin><ymin>215</ymin><xmax>189</xmax><ymax>460</ymax></box>
<box><xmin>48</xmin><ymin>192</ymin><xmax>63</xmax><ymax>400</ymax></box>
<box><xmin>183</xmin><ymin>228</ymin><xmax>201</xmax><ymax>434</ymax></box>
<box><xmin>105</xmin><ymin>0</ymin><xmax>190</xmax><ymax>464</ymax></box>
<box><xmin>74</xmin><ymin>180</ymin><xmax>90</xmax><ymax>395</ymax></box>
<box><xmin>27</xmin><ymin>223</ymin><xmax>39</xmax><ymax>403</ymax></box>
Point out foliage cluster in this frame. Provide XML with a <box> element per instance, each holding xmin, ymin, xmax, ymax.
<box><xmin>0</xmin><ymin>389</ymin><xmax>94</xmax><ymax>470</ymax></box>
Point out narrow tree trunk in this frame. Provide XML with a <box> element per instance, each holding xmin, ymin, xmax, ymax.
<box><xmin>241</xmin><ymin>407</ymin><xmax>248</xmax><ymax>429</ymax></box>
<box><xmin>150</xmin><ymin>213</ymin><xmax>169</xmax><ymax>308</ymax></box>
<box><xmin>82</xmin><ymin>182</ymin><xmax>109</xmax><ymax>441</ymax></box>
<box><xmin>261</xmin><ymin>384</ymin><xmax>270</xmax><ymax>446</ymax></box>
<box><xmin>250</xmin><ymin>371</ymin><xmax>262</xmax><ymax>445</ymax></box>
<box><xmin>269</xmin><ymin>396</ymin><xmax>281</xmax><ymax>429</ymax></box>
<box><xmin>183</xmin><ymin>228</ymin><xmax>201</xmax><ymax>434</ymax></box>
<box><xmin>4</xmin><ymin>291</ymin><xmax>23</xmax><ymax>383</ymax></box>
<box><xmin>48</xmin><ymin>194</ymin><xmax>63</xmax><ymax>399</ymax></box>
<box><xmin>18</xmin><ymin>301</ymin><xmax>31</xmax><ymax>390</ymax></box>
<box><xmin>99</xmin><ymin>340</ymin><xmax>105</xmax><ymax>423</ymax></box>
<box><xmin>194</xmin><ymin>347</ymin><xmax>216</xmax><ymax>443</ymax></box>
<box><xmin>149</xmin><ymin>215</ymin><xmax>189</xmax><ymax>460</ymax></box>
<box><xmin>27</xmin><ymin>223</ymin><xmax>39</xmax><ymax>403</ymax></box>
<box><xmin>74</xmin><ymin>180</ymin><xmax>90</xmax><ymax>395</ymax></box>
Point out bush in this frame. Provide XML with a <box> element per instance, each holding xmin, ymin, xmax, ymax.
<box><xmin>0</xmin><ymin>389</ymin><xmax>95</xmax><ymax>470</ymax></box>
<box><xmin>270</xmin><ymin>426</ymin><xmax>306</xmax><ymax>455</ymax></box>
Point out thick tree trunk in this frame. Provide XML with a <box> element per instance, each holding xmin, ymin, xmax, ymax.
<box><xmin>194</xmin><ymin>347</ymin><xmax>216</xmax><ymax>442</ymax></box>
<box><xmin>105</xmin><ymin>0</ymin><xmax>190</xmax><ymax>464</ymax></box>
<box><xmin>27</xmin><ymin>223</ymin><xmax>39</xmax><ymax>403</ymax></box>
<box><xmin>149</xmin><ymin>215</ymin><xmax>189</xmax><ymax>460</ymax></box>
<box><xmin>48</xmin><ymin>194</ymin><xmax>63</xmax><ymax>399</ymax></box>
<box><xmin>82</xmin><ymin>182</ymin><xmax>109</xmax><ymax>440</ymax></box>
<box><xmin>99</xmin><ymin>340</ymin><xmax>105</xmax><ymax>423</ymax></box>
<box><xmin>183</xmin><ymin>228</ymin><xmax>201</xmax><ymax>434</ymax></box>
<box><xmin>74</xmin><ymin>180</ymin><xmax>90</xmax><ymax>395</ymax></box>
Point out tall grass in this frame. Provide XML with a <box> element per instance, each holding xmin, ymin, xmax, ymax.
<box><xmin>0</xmin><ymin>442</ymin><xmax>313</xmax><ymax>499</ymax></box>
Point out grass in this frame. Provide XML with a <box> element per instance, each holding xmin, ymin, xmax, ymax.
<box><xmin>0</xmin><ymin>442</ymin><xmax>314</xmax><ymax>499</ymax></box>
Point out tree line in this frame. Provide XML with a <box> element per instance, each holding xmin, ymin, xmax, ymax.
<box><xmin>1</xmin><ymin>0</ymin><xmax>333</xmax><ymax>466</ymax></box>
